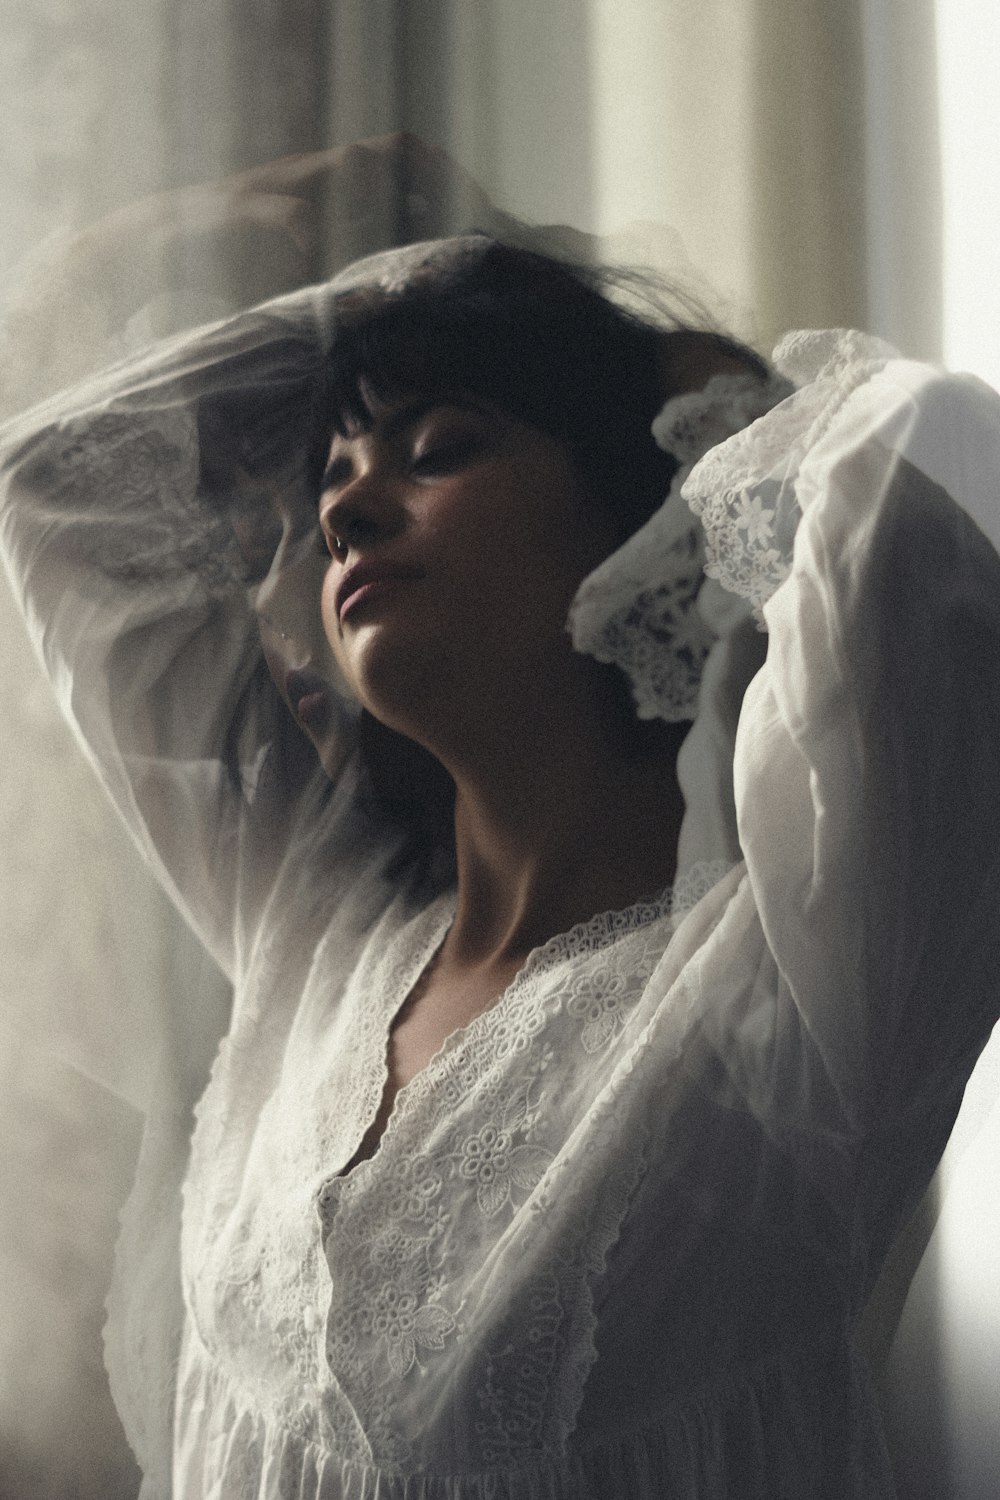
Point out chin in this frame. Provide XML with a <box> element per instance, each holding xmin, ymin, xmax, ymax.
<box><xmin>344</xmin><ymin>645</ymin><xmax>438</xmax><ymax>739</ymax></box>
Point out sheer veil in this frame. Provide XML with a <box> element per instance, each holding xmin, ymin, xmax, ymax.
<box><xmin>0</xmin><ymin>194</ymin><xmax>770</xmax><ymax>1491</ymax></box>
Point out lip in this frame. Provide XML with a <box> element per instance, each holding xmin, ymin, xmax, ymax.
<box><xmin>286</xmin><ymin>666</ymin><xmax>334</xmax><ymax>727</ymax></box>
<box><xmin>335</xmin><ymin>561</ymin><xmax>421</xmax><ymax>623</ymax></box>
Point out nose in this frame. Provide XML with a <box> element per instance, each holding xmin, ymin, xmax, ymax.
<box><xmin>320</xmin><ymin>466</ymin><xmax>406</xmax><ymax>559</ymax></box>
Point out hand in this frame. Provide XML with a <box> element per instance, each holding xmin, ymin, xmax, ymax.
<box><xmin>230</xmin><ymin>132</ymin><xmax>509</xmax><ymax>258</ymax></box>
<box><xmin>72</xmin><ymin>133</ymin><xmax>510</xmax><ymax>311</ymax></box>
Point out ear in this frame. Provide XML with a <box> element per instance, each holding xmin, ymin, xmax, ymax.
<box><xmin>654</xmin><ymin>329</ymin><xmax>767</xmax><ymax>400</ymax></box>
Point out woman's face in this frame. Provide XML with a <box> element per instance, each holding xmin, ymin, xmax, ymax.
<box><xmin>315</xmin><ymin>392</ymin><xmax>619</xmax><ymax>743</ymax></box>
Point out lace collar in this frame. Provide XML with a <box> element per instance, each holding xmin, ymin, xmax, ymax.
<box><xmin>428</xmin><ymin>854</ymin><xmax>736</xmax><ymax>988</ymax></box>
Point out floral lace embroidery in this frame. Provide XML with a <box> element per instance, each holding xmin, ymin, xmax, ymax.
<box><xmin>456</xmin><ymin>1085</ymin><xmax>554</xmax><ymax>1217</ymax></box>
<box><xmin>315</xmin><ymin>871</ymin><xmax>728</xmax><ymax>1460</ymax></box>
<box><xmin>567</xmin><ymin>969</ymin><xmax>630</xmax><ymax>1053</ymax></box>
<box><xmin>670</xmin><ymin>857</ymin><xmax>734</xmax><ymax>918</ymax></box>
<box><xmin>16</xmin><ymin>408</ymin><xmax>248</xmax><ymax>594</ymax></box>
<box><xmin>569</xmin><ymin>372</ymin><xmax>792</xmax><ymax>720</ymax></box>
<box><xmin>649</xmin><ymin>370</ymin><xmax>794</xmax><ymax>464</ymax></box>
<box><xmin>186</xmin><ymin>861</ymin><xmax>732</xmax><ymax>1462</ymax></box>
<box><xmin>684</xmin><ymin>330</ymin><xmax>899</xmax><ymax>619</ymax></box>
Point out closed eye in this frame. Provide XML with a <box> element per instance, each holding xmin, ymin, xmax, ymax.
<box><xmin>410</xmin><ymin>436</ymin><xmax>481</xmax><ymax>476</ymax></box>
<box><xmin>319</xmin><ymin>453</ymin><xmax>353</xmax><ymax>494</ymax></box>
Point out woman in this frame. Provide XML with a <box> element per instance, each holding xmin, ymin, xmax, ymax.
<box><xmin>2</xmin><ymin>213</ymin><xmax>1000</xmax><ymax>1497</ymax></box>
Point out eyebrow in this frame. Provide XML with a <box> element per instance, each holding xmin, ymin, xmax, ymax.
<box><xmin>318</xmin><ymin>396</ymin><xmax>483</xmax><ymax>496</ymax></box>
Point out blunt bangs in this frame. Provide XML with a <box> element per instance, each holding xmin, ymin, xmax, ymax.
<box><xmin>318</xmin><ymin>242</ymin><xmax>686</xmax><ymax>540</ymax></box>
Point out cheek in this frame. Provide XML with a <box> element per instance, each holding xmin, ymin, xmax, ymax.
<box><xmin>258</xmin><ymin>629</ymin><xmax>294</xmax><ymax>714</ymax></box>
<box><xmin>476</xmin><ymin>485</ymin><xmax>602</xmax><ymax>622</ymax></box>
<box><xmin>255</xmin><ymin>536</ymin><xmax>339</xmax><ymax>662</ymax></box>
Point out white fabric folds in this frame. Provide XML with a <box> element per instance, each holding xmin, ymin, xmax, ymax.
<box><xmin>2</xmin><ymin>299</ymin><xmax>1000</xmax><ymax>1498</ymax></box>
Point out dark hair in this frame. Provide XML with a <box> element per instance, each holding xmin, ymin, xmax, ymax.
<box><xmin>309</xmin><ymin>238</ymin><xmax>767</xmax><ymax>877</ymax></box>
<box><xmin>316</xmin><ymin>238</ymin><xmax>765</xmax><ymax>545</ymax></box>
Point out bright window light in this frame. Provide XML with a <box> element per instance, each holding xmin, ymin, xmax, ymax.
<box><xmin>936</xmin><ymin>0</ymin><xmax>1000</xmax><ymax>391</ymax></box>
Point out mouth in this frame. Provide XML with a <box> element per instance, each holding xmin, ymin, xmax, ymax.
<box><xmin>286</xmin><ymin>666</ymin><xmax>334</xmax><ymax>729</ymax></box>
<box><xmin>336</xmin><ymin>561</ymin><xmax>421</xmax><ymax>623</ymax></box>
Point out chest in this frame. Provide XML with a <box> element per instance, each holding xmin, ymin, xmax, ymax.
<box><xmin>388</xmin><ymin>953</ymin><xmax>525</xmax><ymax>1088</ymax></box>
<box><xmin>183</xmin><ymin>877</ymin><xmax>873</xmax><ymax>1475</ymax></box>
<box><xmin>346</xmin><ymin>951</ymin><xmax>526</xmax><ymax>1171</ymax></box>
<box><xmin>183</xmin><ymin>887</ymin><xmax>692</xmax><ymax>1330</ymax></box>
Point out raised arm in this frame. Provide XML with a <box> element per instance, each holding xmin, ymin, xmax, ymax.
<box><xmin>684</xmin><ymin>331</ymin><xmax>1000</xmax><ymax>1213</ymax></box>
<box><xmin>0</xmin><ymin>292</ymin><xmax>363</xmax><ymax>976</ymax></box>
<box><xmin>0</xmin><ymin>137</ymin><xmax>528</xmax><ymax>976</ymax></box>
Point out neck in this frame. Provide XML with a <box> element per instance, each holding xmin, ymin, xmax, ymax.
<box><xmin>426</xmin><ymin>663</ymin><xmax>686</xmax><ymax>969</ymax></box>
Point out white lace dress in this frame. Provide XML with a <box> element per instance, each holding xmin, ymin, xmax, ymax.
<box><xmin>2</xmin><ymin>306</ymin><xmax>1000</xmax><ymax>1500</ymax></box>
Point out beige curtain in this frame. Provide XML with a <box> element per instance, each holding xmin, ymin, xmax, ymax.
<box><xmin>0</xmin><ymin>6</ymin><xmax>325</xmax><ymax>1496</ymax></box>
<box><xmin>328</xmin><ymin>0</ymin><xmax>875</xmax><ymax>351</ymax></box>
<box><xmin>3</xmin><ymin>3</ymin><xmax>994</xmax><ymax>1497</ymax></box>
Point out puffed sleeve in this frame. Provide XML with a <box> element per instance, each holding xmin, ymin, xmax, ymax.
<box><xmin>0</xmin><ymin>285</ymin><xmax>363</xmax><ymax>980</ymax></box>
<box><xmin>684</xmin><ymin>330</ymin><xmax>1000</xmax><ymax>1149</ymax></box>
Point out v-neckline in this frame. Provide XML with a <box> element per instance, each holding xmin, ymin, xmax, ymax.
<box><xmin>334</xmin><ymin>893</ymin><xmax>456</xmax><ymax>1181</ymax></box>
<box><xmin>329</xmin><ymin>858</ymin><xmax>733</xmax><ymax>1187</ymax></box>
<box><xmin>333</xmin><ymin>878</ymin><xmax>688</xmax><ymax>1186</ymax></box>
